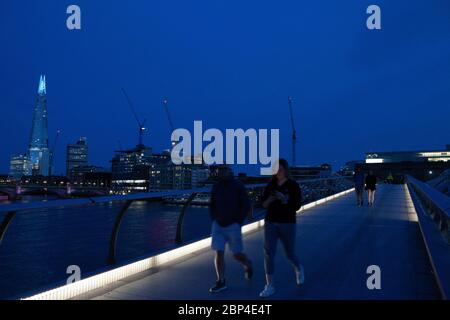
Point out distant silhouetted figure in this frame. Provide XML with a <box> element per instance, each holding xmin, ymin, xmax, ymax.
<box><xmin>353</xmin><ymin>167</ymin><xmax>365</xmax><ymax>207</ymax></box>
<box><xmin>365</xmin><ymin>171</ymin><xmax>377</xmax><ymax>206</ymax></box>
<box><xmin>259</xmin><ymin>158</ymin><xmax>304</xmax><ymax>298</ymax></box>
<box><xmin>209</xmin><ymin>167</ymin><xmax>253</xmax><ymax>293</ymax></box>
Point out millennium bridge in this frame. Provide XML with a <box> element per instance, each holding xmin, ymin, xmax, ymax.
<box><xmin>0</xmin><ymin>174</ymin><xmax>449</xmax><ymax>300</ymax></box>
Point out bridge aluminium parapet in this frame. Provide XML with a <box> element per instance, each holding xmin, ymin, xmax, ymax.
<box><xmin>407</xmin><ymin>175</ymin><xmax>450</xmax><ymax>300</ymax></box>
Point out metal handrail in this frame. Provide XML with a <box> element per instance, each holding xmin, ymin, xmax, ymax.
<box><xmin>0</xmin><ymin>176</ymin><xmax>346</xmax><ymax>213</ymax></box>
<box><xmin>407</xmin><ymin>175</ymin><xmax>450</xmax><ymax>241</ymax></box>
<box><xmin>406</xmin><ymin>175</ymin><xmax>450</xmax><ymax>300</ymax></box>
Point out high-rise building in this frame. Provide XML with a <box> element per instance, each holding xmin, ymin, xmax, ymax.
<box><xmin>111</xmin><ymin>145</ymin><xmax>154</xmax><ymax>193</ymax></box>
<box><xmin>111</xmin><ymin>145</ymin><xmax>210</xmax><ymax>193</ymax></box>
<box><xmin>28</xmin><ymin>75</ymin><xmax>50</xmax><ymax>176</ymax></box>
<box><xmin>150</xmin><ymin>162</ymin><xmax>210</xmax><ymax>190</ymax></box>
<box><xmin>365</xmin><ymin>145</ymin><xmax>450</xmax><ymax>163</ymax></box>
<box><xmin>66</xmin><ymin>137</ymin><xmax>88</xmax><ymax>179</ymax></box>
<box><xmin>69</xmin><ymin>165</ymin><xmax>111</xmax><ymax>188</ymax></box>
<box><xmin>9</xmin><ymin>154</ymin><xmax>31</xmax><ymax>180</ymax></box>
<box><xmin>191</xmin><ymin>165</ymin><xmax>210</xmax><ymax>188</ymax></box>
<box><xmin>361</xmin><ymin>144</ymin><xmax>450</xmax><ymax>181</ymax></box>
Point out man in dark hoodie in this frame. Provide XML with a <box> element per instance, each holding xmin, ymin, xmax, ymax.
<box><xmin>209</xmin><ymin>167</ymin><xmax>253</xmax><ymax>293</ymax></box>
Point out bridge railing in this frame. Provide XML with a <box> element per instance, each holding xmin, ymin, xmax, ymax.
<box><xmin>407</xmin><ymin>175</ymin><xmax>450</xmax><ymax>300</ymax></box>
<box><xmin>427</xmin><ymin>169</ymin><xmax>450</xmax><ymax>196</ymax></box>
<box><xmin>407</xmin><ymin>175</ymin><xmax>450</xmax><ymax>243</ymax></box>
<box><xmin>0</xmin><ymin>176</ymin><xmax>353</xmax><ymax>299</ymax></box>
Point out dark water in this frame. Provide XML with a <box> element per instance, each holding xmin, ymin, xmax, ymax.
<box><xmin>0</xmin><ymin>199</ymin><xmax>214</xmax><ymax>299</ymax></box>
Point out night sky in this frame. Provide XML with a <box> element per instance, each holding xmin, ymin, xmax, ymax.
<box><xmin>1</xmin><ymin>0</ymin><xmax>449</xmax><ymax>175</ymax></box>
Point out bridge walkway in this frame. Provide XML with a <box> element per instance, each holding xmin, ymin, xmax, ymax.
<box><xmin>77</xmin><ymin>184</ymin><xmax>440</xmax><ymax>300</ymax></box>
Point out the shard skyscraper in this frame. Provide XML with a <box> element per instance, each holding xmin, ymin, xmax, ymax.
<box><xmin>28</xmin><ymin>75</ymin><xmax>50</xmax><ymax>176</ymax></box>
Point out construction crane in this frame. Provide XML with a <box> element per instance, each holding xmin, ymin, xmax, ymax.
<box><xmin>49</xmin><ymin>129</ymin><xmax>61</xmax><ymax>176</ymax></box>
<box><xmin>121</xmin><ymin>88</ymin><xmax>147</xmax><ymax>146</ymax></box>
<box><xmin>162</xmin><ymin>98</ymin><xmax>177</xmax><ymax>148</ymax></box>
<box><xmin>288</xmin><ymin>96</ymin><xmax>297</xmax><ymax>166</ymax></box>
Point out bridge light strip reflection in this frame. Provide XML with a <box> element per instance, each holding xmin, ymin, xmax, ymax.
<box><xmin>404</xmin><ymin>184</ymin><xmax>419</xmax><ymax>222</ymax></box>
<box><xmin>23</xmin><ymin>187</ymin><xmax>354</xmax><ymax>300</ymax></box>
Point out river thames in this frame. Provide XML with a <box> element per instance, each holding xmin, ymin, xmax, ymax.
<box><xmin>0</xmin><ymin>197</ymin><xmax>217</xmax><ymax>299</ymax></box>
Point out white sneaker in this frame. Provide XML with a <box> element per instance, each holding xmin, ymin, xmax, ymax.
<box><xmin>259</xmin><ymin>284</ymin><xmax>275</xmax><ymax>298</ymax></box>
<box><xmin>296</xmin><ymin>265</ymin><xmax>305</xmax><ymax>286</ymax></box>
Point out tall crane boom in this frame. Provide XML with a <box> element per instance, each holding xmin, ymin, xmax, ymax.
<box><xmin>162</xmin><ymin>98</ymin><xmax>177</xmax><ymax>147</ymax></box>
<box><xmin>121</xmin><ymin>88</ymin><xmax>147</xmax><ymax>146</ymax></box>
<box><xmin>162</xmin><ymin>98</ymin><xmax>174</xmax><ymax>131</ymax></box>
<box><xmin>288</xmin><ymin>96</ymin><xmax>297</xmax><ymax>166</ymax></box>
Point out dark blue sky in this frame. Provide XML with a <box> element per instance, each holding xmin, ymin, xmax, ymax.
<box><xmin>1</xmin><ymin>0</ymin><xmax>450</xmax><ymax>175</ymax></box>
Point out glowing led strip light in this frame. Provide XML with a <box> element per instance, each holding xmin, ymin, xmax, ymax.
<box><xmin>23</xmin><ymin>187</ymin><xmax>354</xmax><ymax>300</ymax></box>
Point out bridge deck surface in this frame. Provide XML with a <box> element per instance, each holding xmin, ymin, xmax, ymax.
<box><xmin>78</xmin><ymin>184</ymin><xmax>440</xmax><ymax>300</ymax></box>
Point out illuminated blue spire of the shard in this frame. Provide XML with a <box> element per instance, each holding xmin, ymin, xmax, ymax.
<box><xmin>38</xmin><ymin>75</ymin><xmax>46</xmax><ymax>95</ymax></box>
<box><xmin>28</xmin><ymin>75</ymin><xmax>50</xmax><ymax>175</ymax></box>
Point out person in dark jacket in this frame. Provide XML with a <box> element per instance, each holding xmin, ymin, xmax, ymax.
<box><xmin>353</xmin><ymin>167</ymin><xmax>365</xmax><ymax>207</ymax></box>
<box><xmin>208</xmin><ymin>168</ymin><xmax>253</xmax><ymax>293</ymax></box>
<box><xmin>259</xmin><ymin>159</ymin><xmax>304</xmax><ymax>298</ymax></box>
<box><xmin>365</xmin><ymin>170</ymin><xmax>377</xmax><ymax>206</ymax></box>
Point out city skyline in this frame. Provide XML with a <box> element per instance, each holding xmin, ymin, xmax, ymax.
<box><xmin>3</xmin><ymin>73</ymin><xmax>358</xmax><ymax>177</ymax></box>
